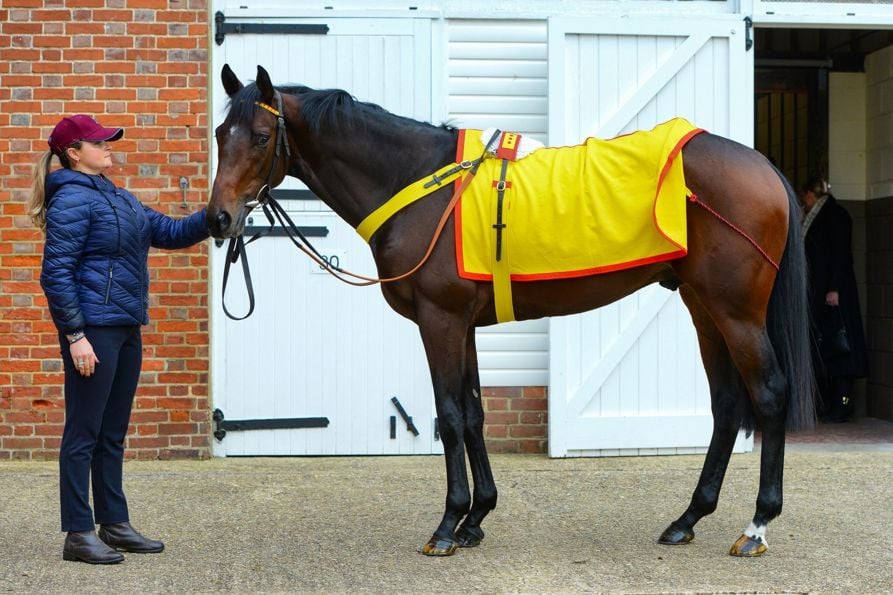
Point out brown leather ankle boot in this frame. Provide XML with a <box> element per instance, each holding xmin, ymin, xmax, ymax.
<box><xmin>98</xmin><ymin>521</ymin><xmax>164</xmax><ymax>553</ymax></box>
<box><xmin>63</xmin><ymin>530</ymin><xmax>125</xmax><ymax>564</ymax></box>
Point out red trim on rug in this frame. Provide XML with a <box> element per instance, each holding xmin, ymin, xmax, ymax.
<box><xmin>652</xmin><ymin>127</ymin><xmax>706</xmax><ymax>252</ymax></box>
<box><xmin>458</xmin><ymin>248</ymin><xmax>688</xmax><ymax>282</ymax></box>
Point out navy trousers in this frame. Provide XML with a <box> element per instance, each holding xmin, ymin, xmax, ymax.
<box><xmin>58</xmin><ymin>325</ymin><xmax>142</xmax><ymax>532</ymax></box>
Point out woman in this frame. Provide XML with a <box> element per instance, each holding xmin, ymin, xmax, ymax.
<box><xmin>28</xmin><ymin>115</ymin><xmax>209</xmax><ymax>564</ymax></box>
<box><xmin>800</xmin><ymin>176</ymin><xmax>869</xmax><ymax>423</ymax></box>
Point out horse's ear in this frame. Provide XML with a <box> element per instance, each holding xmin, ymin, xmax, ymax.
<box><xmin>221</xmin><ymin>64</ymin><xmax>243</xmax><ymax>97</ymax></box>
<box><xmin>256</xmin><ymin>65</ymin><xmax>276</xmax><ymax>104</ymax></box>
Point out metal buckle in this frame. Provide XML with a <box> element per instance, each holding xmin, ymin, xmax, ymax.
<box><xmin>244</xmin><ymin>184</ymin><xmax>270</xmax><ymax>210</ymax></box>
<box><xmin>496</xmin><ymin>180</ymin><xmax>507</xmax><ymax>191</ymax></box>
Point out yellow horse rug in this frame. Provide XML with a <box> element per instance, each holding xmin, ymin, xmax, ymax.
<box><xmin>453</xmin><ymin>118</ymin><xmax>704</xmax><ymax>321</ymax></box>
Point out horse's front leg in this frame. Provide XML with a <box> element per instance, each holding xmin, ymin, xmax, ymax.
<box><xmin>416</xmin><ymin>308</ymin><xmax>472</xmax><ymax>557</ymax></box>
<box><xmin>455</xmin><ymin>328</ymin><xmax>496</xmax><ymax>548</ymax></box>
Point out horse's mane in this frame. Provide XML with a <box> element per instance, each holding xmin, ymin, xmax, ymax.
<box><xmin>227</xmin><ymin>82</ymin><xmax>454</xmax><ymax>135</ymax></box>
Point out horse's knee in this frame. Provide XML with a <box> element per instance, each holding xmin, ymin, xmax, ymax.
<box><xmin>439</xmin><ymin>426</ymin><xmax>462</xmax><ymax>448</ymax></box>
<box><xmin>464</xmin><ymin>411</ymin><xmax>484</xmax><ymax>435</ymax></box>
<box><xmin>437</xmin><ymin>411</ymin><xmax>465</xmax><ymax>447</ymax></box>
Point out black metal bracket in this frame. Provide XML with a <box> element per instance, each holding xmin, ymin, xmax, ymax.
<box><xmin>744</xmin><ymin>17</ymin><xmax>753</xmax><ymax>52</ymax></box>
<box><xmin>242</xmin><ymin>224</ymin><xmax>328</xmax><ymax>238</ymax></box>
<box><xmin>213</xmin><ymin>408</ymin><xmax>329</xmax><ymax>441</ymax></box>
<box><xmin>215</xmin><ymin>12</ymin><xmax>329</xmax><ymax>46</ymax></box>
<box><xmin>214</xmin><ymin>225</ymin><xmax>327</xmax><ymax>248</ymax></box>
<box><xmin>390</xmin><ymin>397</ymin><xmax>419</xmax><ymax>437</ymax></box>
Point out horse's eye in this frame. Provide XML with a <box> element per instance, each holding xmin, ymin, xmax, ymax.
<box><xmin>257</xmin><ymin>134</ymin><xmax>270</xmax><ymax>147</ymax></box>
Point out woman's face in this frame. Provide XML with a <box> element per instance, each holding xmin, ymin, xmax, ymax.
<box><xmin>800</xmin><ymin>190</ymin><xmax>817</xmax><ymax>211</ymax></box>
<box><xmin>67</xmin><ymin>140</ymin><xmax>113</xmax><ymax>175</ymax></box>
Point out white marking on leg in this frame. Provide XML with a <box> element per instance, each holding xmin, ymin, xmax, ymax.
<box><xmin>743</xmin><ymin>521</ymin><xmax>768</xmax><ymax>546</ymax></box>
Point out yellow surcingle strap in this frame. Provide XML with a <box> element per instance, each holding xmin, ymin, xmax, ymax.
<box><xmin>356</xmin><ymin>161</ymin><xmax>470</xmax><ymax>242</ymax></box>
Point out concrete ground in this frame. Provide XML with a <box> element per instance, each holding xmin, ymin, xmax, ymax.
<box><xmin>1</xmin><ymin>419</ymin><xmax>891</xmax><ymax>594</ymax></box>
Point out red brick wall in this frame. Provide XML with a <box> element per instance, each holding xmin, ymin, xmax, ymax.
<box><xmin>0</xmin><ymin>0</ymin><xmax>211</xmax><ymax>460</ymax></box>
<box><xmin>483</xmin><ymin>387</ymin><xmax>547</xmax><ymax>453</ymax></box>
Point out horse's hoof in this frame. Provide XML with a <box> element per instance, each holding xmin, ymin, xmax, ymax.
<box><xmin>729</xmin><ymin>534</ymin><xmax>768</xmax><ymax>557</ymax></box>
<box><xmin>419</xmin><ymin>536</ymin><xmax>459</xmax><ymax>556</ymax></box>
<box><xmin>658</xmin><ymin>523</ymin><xmax>694</xmax><ymax>545</ymax></box>
<box><xmin>456</xmin><ymin>525</ymin><xmax>484</xmax><ymax>548</ymax></box>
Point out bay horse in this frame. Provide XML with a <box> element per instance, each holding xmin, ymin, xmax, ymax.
<box><xmin>208</xmin><ymin>65</ymin><xmax>814</xmax><ymax>558</ymax></box>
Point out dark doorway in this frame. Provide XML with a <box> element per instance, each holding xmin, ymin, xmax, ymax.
<box><xmin>754</xmin><ymin>28</ymin><xmax>893</xmax><ymax>191</ymax></box>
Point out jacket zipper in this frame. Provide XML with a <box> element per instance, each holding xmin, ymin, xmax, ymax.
<box><xmin>104</xmin><ymin>262</ymin><xmax>113</xmax><ymax>304</ymax></box>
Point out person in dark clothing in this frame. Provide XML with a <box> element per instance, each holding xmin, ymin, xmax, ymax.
<box><xmin>28</xmin><ymin>115</ymin><xmax>210</xmax><ymax>564</ymax></box>
<box><xmin>799</xmin><ymin>176</ymin><xmax>868</xmax><ymax>423</ymax></box>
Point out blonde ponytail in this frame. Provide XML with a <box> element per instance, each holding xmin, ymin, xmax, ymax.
<box><xmin>28</xmin><ymin>151</ymin><xmax>55</xmax><ymax>232</ymax></box>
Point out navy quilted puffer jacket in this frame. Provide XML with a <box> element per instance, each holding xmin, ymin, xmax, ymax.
<box><xmin>40</xmin><ymin>169</ymin><xmax>209</xmax><ymax>333</ymax></box>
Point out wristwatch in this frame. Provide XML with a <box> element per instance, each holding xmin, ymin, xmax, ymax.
<box><xmin>66</xmin><ymin>330</ymin><xmax>86</xmax><ymax>344</ymax></box>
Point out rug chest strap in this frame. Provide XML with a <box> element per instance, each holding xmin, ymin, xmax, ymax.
<box><xmin>491</xmin><ymin>158</ymin><xmax>515</xmax><ymax>323</ymax></box>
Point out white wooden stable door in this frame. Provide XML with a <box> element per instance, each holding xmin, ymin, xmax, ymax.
<box><xmin>547</xmin><ymin>17</ymin><xmax>755</xmax><ymax>457</ymax></box>
<box><xmin>210</xmin><ymin>19</ymin><xmax>440</xmax><ymax>456</ymax></box>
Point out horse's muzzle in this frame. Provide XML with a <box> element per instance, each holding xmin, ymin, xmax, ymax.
<box><xmin>206</xmin><ymin>207</ymin><xmax>245</xmax><ymax>239</ymax></box>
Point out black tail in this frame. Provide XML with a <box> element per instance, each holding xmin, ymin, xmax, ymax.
<box><xmin>767</xmin><ymin>168</ymin><xmax>816</xmax><ymax>431</ymax></box>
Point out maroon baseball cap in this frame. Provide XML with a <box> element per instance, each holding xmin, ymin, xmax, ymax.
<box><xmin>48</xmin><ymin>115</ymin><xmax>124</xmax><ymax>155</ymax></box>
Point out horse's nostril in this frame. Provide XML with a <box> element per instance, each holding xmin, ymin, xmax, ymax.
<box><xmin>216</xmin><ymin>210</ymin><xmax>232</xmax><ymax>230</ymax></box>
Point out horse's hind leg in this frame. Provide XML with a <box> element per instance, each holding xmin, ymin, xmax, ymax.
<box><xmin>660</xmin><ymin>288</ymin><xmax>747</xmax><ymax>546</ymax></box>
<box><xmin>720</xmin><ymin>321</ymin><xmax>788</xmax><ymax>556</ymax></box>
<box><xmin>416</xmin><ymin>306</ymin><xmax>474</xmax><ymax>556</ymax></box>
<box><xmin>683</xmin><ymin>292</ymin><xmax>788</xmax><ymax>556</ymax></box>
<box><xmin>455</xmin><ymin>329</ymin><xmax>497</xmax><ymax>547</ymax></box>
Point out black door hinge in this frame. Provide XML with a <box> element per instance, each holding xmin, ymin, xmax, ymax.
<box><xmin>213</xmin><ymin>408</ymin><xmax>329</xmax><ymax>441</ymax></box>
<box><xmin>215</xmin><ymin>12</ymin><xmax>329</xmax><ymax>46</ymax></box>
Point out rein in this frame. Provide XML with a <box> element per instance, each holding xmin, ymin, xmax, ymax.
<box><xmin>220</xmin><ymin>95</ymin><xmax>495</xmax><ymax>320</ymax></box>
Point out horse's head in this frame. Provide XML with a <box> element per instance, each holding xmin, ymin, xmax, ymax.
<box><xmin>207</xmin><ymin>64</ymin><xmax>292</xmax><ymax>238</ymax></box>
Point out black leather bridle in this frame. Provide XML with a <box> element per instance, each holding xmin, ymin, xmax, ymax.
<box><xmin>220</xmin><ymin>92</ymin><xmax>331</xmax><ymax>320</ymax></box>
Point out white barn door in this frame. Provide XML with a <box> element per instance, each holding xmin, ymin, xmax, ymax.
<box><xmin>211</xmin><ymin>19</ymin><xmax>440</xmax><ymax>456</ymax></box>
<box><xmin>547</xmin><ymin>17</ymin><xmax>755</xmax><ymax>457</ymax></box>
